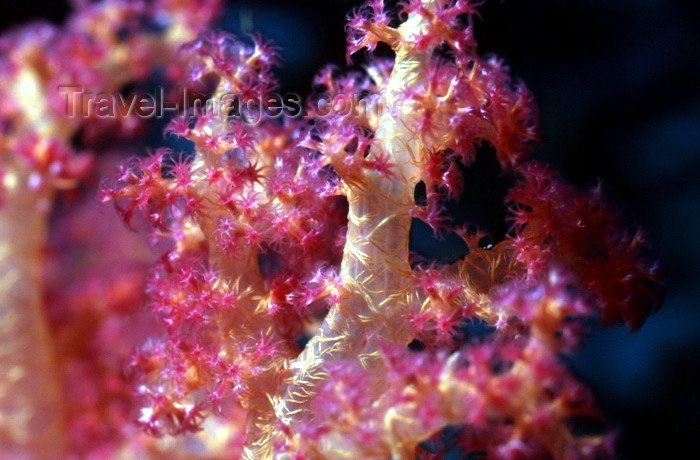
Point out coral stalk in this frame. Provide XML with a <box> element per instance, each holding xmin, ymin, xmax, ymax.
<box><xmin>274</xmin><ymin>0</ymin><xmax>437</xmax><ymax>443</ymax></box>
<box><xmin>0</xmin><ymin>163</ymin><xmax>64</xmax><ymax>458</ymax></box>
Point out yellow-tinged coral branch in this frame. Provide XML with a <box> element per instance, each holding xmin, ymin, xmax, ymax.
<box><xmin>0</xmin><ymin>162</ymin><xmax>65</xmax><ymax>458</ymax></box>
<box><xmin>270</xmin><ymin>3</ymin><xmax>446</xmax><ymax>456</ymax></box>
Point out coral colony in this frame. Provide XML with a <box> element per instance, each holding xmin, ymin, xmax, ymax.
<box><xmin>0</xmin><ymin>0</ymin><xmax>664</xmax><ymax>459</ymax></box>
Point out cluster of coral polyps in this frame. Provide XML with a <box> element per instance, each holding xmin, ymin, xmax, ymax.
<box><xmin>1</xmin><ymin>0</ymin><xmax>663</xmax><ymax>459</ymax></box>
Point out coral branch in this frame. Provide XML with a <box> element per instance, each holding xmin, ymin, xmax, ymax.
<box><xmin>273</xmin><ymin>0</ymin><xmax>441</xmax><ymax>436</ymax></box>
<box><xmin>0</xmin><ymin>162</ymin><xmax>65</xmax><ymax>458</ymax></box>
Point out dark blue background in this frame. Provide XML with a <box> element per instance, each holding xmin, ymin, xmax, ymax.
<box><xmin>5</xmin><ymin>1</ymin><xmax>698</xmax><ymax>458</ymax></box>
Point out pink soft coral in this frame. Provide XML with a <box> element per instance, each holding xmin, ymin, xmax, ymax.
<box><xmin>100</xmin><ymin>1</ymin><xmax>663</xmax><ymax>459</ymax></box>
<box><xmin>0</xmin><ymin>0</ymin><xmax>665</xmax><ymax>459</ymax></box>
